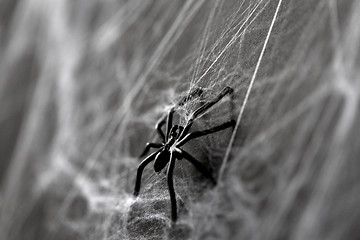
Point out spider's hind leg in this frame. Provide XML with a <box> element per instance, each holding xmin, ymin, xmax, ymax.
<box><xmin>176</xmin><ymin>148</ymin><xmax>216</xmax><ymax>185</ymax></box>
<box><xmin>177</xmin><ymin>120</ymin><xmax>236</xmax><ymax>147</ymax></box>
<box><xmin>166</xmin><ymin>153</ymin><xmax>178</xmax><ymax>222</ymax></box>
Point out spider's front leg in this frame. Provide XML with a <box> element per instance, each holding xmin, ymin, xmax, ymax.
<box><xmin>165</xmin><ymin>108</ymin><xmax>175</xmax><ymax>141</ymax></box>
<box><xmin>162</xmin><ymin>87</ymin><xmax>203</xmax><ymax>142</ymax></box>
<box><xmin>179</xmin><ymin>87</ymin><xmax>234</xmax><ymax>139</ymax></box>
<box><xmin>155</xmin><ymin>106</ymin><xmax>175</xmax><ymax>143</ymax></box>
<box><xmin>155</xmin><ymin>116</ymin><xmax>167</xmax><ymax>142</ymax></box>
<box><xmin>193</xmin><ymin>86</ymin><xmax>233</xmax><ymax>118</ymax></box>
<box><xmin>140</xmin><ymin>142</ymin><xmax>163</xmax><ymax>157</ymax></box>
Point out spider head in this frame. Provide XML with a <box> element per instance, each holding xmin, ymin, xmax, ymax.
<box><xmin>169</xmin><ymin>125</ymin><xmax>184</xmax><ymax>139</ymax></box>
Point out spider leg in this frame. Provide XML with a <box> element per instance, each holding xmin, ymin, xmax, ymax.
<box><xmin>140</xmin><ymin>142</ymin><xmax>163</xmax><ymax>157</ymax></box>
<box><xmin>167</xmin><ymin>152</ymin><xmax>177</xmax><ymax>222</ymax></box>
<box><xmin>193</xmin><ymin>87</ymin><xmax>233</xmax><ymax>118</ymax></box>
<box><xmin>168</xmin><ymin>88</ymin><xmax>204</xmax><ymax>138</ymax></box>
<box><xmin>153</xmin><ymin>87</ymin><xmax>204</xmax><ymax>143</ymax></box>
<box><xmin>176</xmin><ymin>148</ymin><xmax>216</xmax><ymax>185</ymax></box>
<box><xmin>155</xmin><ymin>117</ymin><xmax>166</xmax><ymax>142</ymax></box>
<box><xmin>134</xmin><ymin>149</ymin><xmax>162</xmax><ymax>196</ymax></box>
<box><xmin>177</xmin><ymin>120</ymin><xmax>235</xmax><ymax>147</ymax></box>
<box><xmin>178</xmin><ymin>87</ymin><xmax>203</xmax><ymax>106</ymax></box>
<box><xmin>161</xmin><ymin>87</ymin><xmax>204</xmax><ymax>141</ymax></box>
<box><xmin>165</xmin><ymin>108</ymin><xmax>175</xmax><ymax>141</ymax></box>
<box><xmin>179</xmin><ymin>87</ymin><xmax>233</xmax><ymax>138</ymax></box>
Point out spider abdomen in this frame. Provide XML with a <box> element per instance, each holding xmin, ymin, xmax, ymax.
<box><xmin>154</xmin><ymin>150</ymin><xmax>171</xmax><ymax>172</ymax></box>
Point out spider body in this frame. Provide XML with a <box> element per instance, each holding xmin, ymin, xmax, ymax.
<box><xmin>134</xmin><ymin>87</ymin><xmax>236</xmax><ymax>222</ymax></box>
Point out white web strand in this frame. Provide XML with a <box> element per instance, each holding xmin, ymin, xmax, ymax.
<box><xmin>219</xmin><ymin>0</ymin><xmax>284</xmax><ymax>181</ymax></box>
<box><xmin>194</xmin><ymin>0</ymin><xmax>264</xmax><ymax>85</ymax></box>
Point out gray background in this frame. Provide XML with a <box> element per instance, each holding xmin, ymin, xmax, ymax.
<box><xmin>1</xmin><ymin>0</ymin><xmax>360</xmax><ymax>239</ymax></box>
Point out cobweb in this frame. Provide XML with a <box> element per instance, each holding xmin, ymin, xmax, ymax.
<box><xmin>1</xmin><ymin>0</ymin><xmax>360</xmax><ymax>239</ymax></box>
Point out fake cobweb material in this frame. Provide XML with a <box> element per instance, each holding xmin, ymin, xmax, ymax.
<box><xmin>1</xmin><ymin>0</ymin><xmax>360</xmax><ymax>239</ymax></box>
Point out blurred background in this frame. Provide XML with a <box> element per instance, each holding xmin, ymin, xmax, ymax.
<box><xmin>1</xmin><ymin>0</ymin><xmax>360</xmax><ymax>239</ymax></box>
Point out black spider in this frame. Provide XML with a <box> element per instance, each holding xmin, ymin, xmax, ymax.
<box><xmin>133</xmin><ymin>86</ymin><xmax>236</xmax><ymax>222</ymax></box>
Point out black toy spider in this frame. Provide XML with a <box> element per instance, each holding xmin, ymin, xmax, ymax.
<box><xmin>133</xmin><ymin>86</ymin><xmax>236</xmax><ymax>222</ymax></box>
